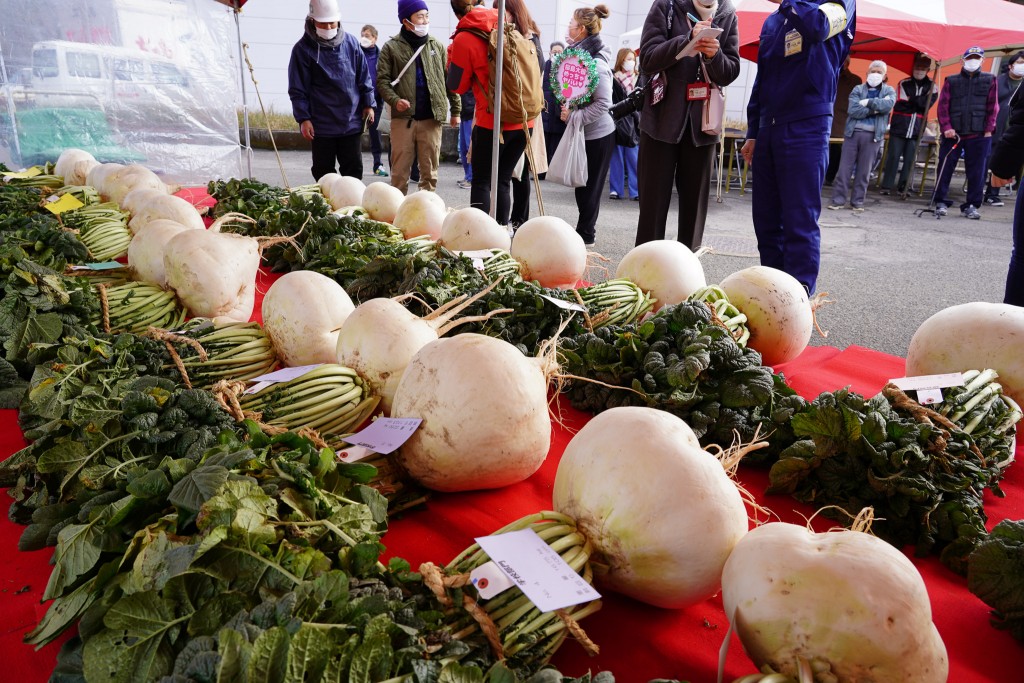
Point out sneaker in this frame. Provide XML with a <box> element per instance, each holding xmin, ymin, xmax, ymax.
<box><xmin>584</xmin><ymin>241</ymin><xmax>596</xmax><ymax>247</ymax></box>
<box><xmin>879</xmin><ymin>189</ymin><xmax>891</xmax><ymax>196</ymax></box>
<box><xmin>373</xmin><ymin>167</ymin><xmax>389</xmax><ymax>177</ymax></box>
<box><xmin>984</xmin><ymin>196</ymin><xmax>1005</xmax><ymax>207</ymax></box>
<box><xmin>935</xmin><ymin>205</ymin><xmax>948</xmax><ymax>216</ymax></box>
<box><xmin>961</xmin><ymin>204</ymin><xmax>981</xmax><ymax>220</ymax></box>
<box><xmin>609</xmin><ymin>193</ymin><xmax>621</xmax><ymax>200</ymax></box>
<box><xmin>631</xmin><ymin>196</ymin><xmax>640</xmax><ymax>201</ymax></box>
<box><xmin>457</xmin><ymin>179</ymin><xmax>472</xmax><ymax>189</ymax></box>
<box><xmin>851</xmin><ymin>206</ymin><xmax>865</xmax><ymax>214</ymax></box>
<box><xmin>827</xmin><ymin>203</ymin><xmax>846</xmax><ymax>210</ymax></box>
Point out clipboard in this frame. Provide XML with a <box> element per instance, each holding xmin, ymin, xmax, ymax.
<box><xmin>676</xmin><ymin>26</ymin><xmax>724</xmax><ymax>60</ymax></box>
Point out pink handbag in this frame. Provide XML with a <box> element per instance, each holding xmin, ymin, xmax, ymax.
<box><xmin>701</xmin><ymin>59</ymin><xmax>725</xmax><ymax>137</ymax></box>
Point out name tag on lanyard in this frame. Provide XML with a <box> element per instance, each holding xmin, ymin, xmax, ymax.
<box><xmin>687</xmin><ymin>83</ymin><xmax>710</xmax><ymax>101</ymax></box>
<box><xmin>784</xmin><ymin>29</ymin><xmax>803</xmax><ymax>57</ymax></box>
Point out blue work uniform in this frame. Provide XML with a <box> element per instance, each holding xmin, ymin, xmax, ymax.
<box><xmin>746</xmin><ymin>0</ymin><xmax>855</xmax><ymax>295</ymax></box>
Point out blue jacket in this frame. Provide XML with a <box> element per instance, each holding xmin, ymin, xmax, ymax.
<box><xmin>361</xmin><ymin>44</ymin><xmax>381</xmax><ymax>104</ymax></box>
<box><xmin>844</xmin><ymin>82</ymin><xmax>895</xmax><ymax>141</ymax></box>
<box><xmin>288</xmin><ymin>30</ymin><xmax>375</xmax><ymax>137</ymax></box>
<box><xmin>746</xmin><ymin>0</ymin><xmax>855</xmax><ymax>140</ymax></box>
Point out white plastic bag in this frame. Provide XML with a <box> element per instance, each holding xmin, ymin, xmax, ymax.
<box><xmin>546</xmin><ymin>111</ymin><xmax>587</xmax><ymax>188</ymax></box>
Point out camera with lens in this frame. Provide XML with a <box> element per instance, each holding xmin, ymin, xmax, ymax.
<box><xmin>610</xmin><ymin>82</ymin><xmax>647</xmax><ymax>122</ymax></box>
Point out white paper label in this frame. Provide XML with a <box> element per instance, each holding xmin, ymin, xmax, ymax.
<box><xmin>245</xmin><ymin>364</ymin><xmax>323</xmax><ymax>393</ymax></box>
<box><xmin>470</xmin><ymin>561</ymin><xmax>517</xmax><ymax>599</ymax></box>
<box><xmin>472</xmin><ymin>258</ymin><xmax>486</xmax><ymax>272</ymax></box>
<box><xmin>474</xmin><ymin>528</ymin><xmax>601</xmax><ymax>612</ymax></box>
<box><xmin>46</xmin><ymin>194</ymin><xmax>60</xmax><ymax>203</ymax></box>
<box><xmin>455</xmin><ymin>249</ymin><xmax>496</xmax><ymax>259</ymax></box>
<box><xmin>890</xmin><ymin>372</ymin><xmax>965</xmax><ymax>405</ymax></box>
<box><xmin>346</xmin><ymin>417</ymin><xmax>422</xmax><ymax>455</ymax></box>
<box><xmin>541</xmin><ymin>294</ymin><xmax>587</xmax><ymax>313</ymax></box>
<box><xmin>337</xmin><ymin>444</ymin><xmax>377</xmax><ymax>463</ymax></box>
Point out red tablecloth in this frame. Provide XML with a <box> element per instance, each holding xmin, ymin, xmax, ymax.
<box><xmin>2</xmin><ymin>344</ymin><xmax>1021</xmax><ymax>682</ymax></box>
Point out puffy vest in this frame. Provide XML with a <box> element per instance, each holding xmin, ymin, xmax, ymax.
<box><xmin>946</xmin><ymin>71</ymin><xmax>995</xmax><ymax>135</ymax></box>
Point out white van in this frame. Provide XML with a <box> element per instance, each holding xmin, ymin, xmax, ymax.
<box><xmin>28</xmin><ymin>40</ymin><xmax>190</xmax><ymax>110</ymax></box>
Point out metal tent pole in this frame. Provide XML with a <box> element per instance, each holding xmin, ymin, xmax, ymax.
<box><xmin>0</xmin><ymin>37</ymin><xmax>23</xmax><ymax>164</ymax></box>
<box><xmin>489</xmin><ymin>0</ymin><xmax>506</xmax><ymax>221</ymax></box>
<box><xmin>234</xmin><ymin>1</ymin><xmax>252</xmax><ymax>178</ymax></box>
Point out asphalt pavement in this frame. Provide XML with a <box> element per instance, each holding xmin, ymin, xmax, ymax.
<box><xmin>245</xmin><ymin>147</ymin><xmax>1014</xmax><ymax>359</ymax></box>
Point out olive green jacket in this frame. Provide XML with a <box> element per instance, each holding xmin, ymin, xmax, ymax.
<box><xmin>377</xmin><ymin>34</ymin><xmax>460</xmax><ymax>123</ymax></box>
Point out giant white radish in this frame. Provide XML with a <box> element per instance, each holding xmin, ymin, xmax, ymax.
<box><xmin>440</xmin><ymin>207</ymin><xmax>512</xmax><ymax>251</ymax></box>
<box><xmin>393</xmin><ymin>191</ymin><xmax>447</xmax><ymax>240</ymax></box>
<box><xmin>906</xmin><ymin>302</ymin><xmax>1024</xmax><ymax>405</ymax></box>
<box><xmin>336</xmin><ymin>283</ymin><xmax>509</xmax><ymax>414</ymax></box>
<box><xmin>722</xmin><ymin>520</ymin><xmax>949</xmax><ymax>683</ymax></box>
<box><xmin>361</xmin><ymin>181</ymin><xmax>404</xmax><ymax>223</ymax></box>
<box><xmin>107</xmin><ymin>164</ymin><xmax>169</xmax><ymax>206</ymax></box>
<box><xmin>163</xmin><ymin>216</ymin><xmax>261</xmax><ymax>321</ymax></box>
<box><xmin>127</xmin><ymin>193</ymin><xmax>205</xmax><ymax>234</ymax></box>
<box><xmin>54</xmin><ymin>148</ymin><xmax>98</xmax><ymax>186</ymax></box>
<box><xmin>719</xmin><ymin>266</ymin><xmax>813</xmax><ymax>366</ymax></box>
<box><xmin>262</xmin><ymin>270</ymin><xmax>355</xmax><ymax>367</ymax></box>
<box><xmin>510</xmin><ymin>215</ymin><xmax>587</xmax><ymax>289</ymax></box>
<box><xmin>128</xmin><ymin>219</ymin><xmax>197</xmax><ymax>287</ymax></box>
<box><xmin>553</xmin><ymin>406</ymin><xmax>748</xmax><ymax>608</ymax></box>
<box><xmin>391</xmin><ymin>332</ymin><xmax>554</xmax><ymax>492</ymax></box>
<box><xmin>85</xmin><ymin>163</ymin><xmax>125</xmax><ymax>197</ymax></box>
<box><xmin>318</xmin><ymin>173</ymin><xmax>366</xmax><ymax>210</ymax></box>
<box><xmin>615</xmin><ymin>240</ymin><xmax>706</xmax><ymax>311</ymax></box>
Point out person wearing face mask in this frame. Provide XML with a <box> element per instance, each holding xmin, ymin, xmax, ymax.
<box><xmin>634</xmin><ymin>0</ymin><xmax>741</xmax><ymax>250</ymax></box>
<box><xmin>543</xmin><ymin>42</ymin><xmax>567</xmax><ymax>169</ymax></box>
<box><xmin>360</xmin><ymin>25</ymin><xmax>389</xmax><ymax>178</ymax></box>
<box><xmin>288</xmin><ymin>0</ymin><xmax>376</xmax><ymax>181</ymax></box>
<box><xmin>739</xmin><ymin>0</ymin><xmax>855</xmax><ymax>295</ymax></box>
<box><xmin>378</xmin><ymin>0</ymin><xmax>461</xmax><ymax>194</ymax></box>
<box><xmin>984</xmin><ymin>51</ymin><xmax>1024</xmax><ymax>207</ymax></box>
<box><xmin>880</xmin><ymin>54</ymin><xmax>937</xmax><ymax>196</ymax></box>
<box><xmin>932</xmin><ymin>46</ymin><xmax>999</xmax><ymax>220</ymax></box>
<box><xmin>828</xmin><ymin>61</ymin><xmax>895</xmax><ymax>213</ymax></box>
<box><xmin>609</xmin><ymin>48</ymin><xmax>641</xmax><ymax>201</ymax></box>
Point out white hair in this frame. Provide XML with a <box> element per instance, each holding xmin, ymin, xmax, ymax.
<box><xmin>869</xmin><ymin>59</ymin><xmax>888</xmax><ymax>73</ymax></box>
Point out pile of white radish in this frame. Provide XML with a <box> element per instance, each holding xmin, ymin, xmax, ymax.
<box><xmin>262</xmin><ymin>270</ymin><xmax>355</xmax><ymax>367</ymax></box>
<box><xmin>906</xmin><ymin>302</ymin><xmax>1024</xmax><ymax>405</ymax></box>
<box><xmin>394</xmin><ymin>191</ymin><xmax>448</xmax><ymax>240</ymax></box>
<box><xmin>336</xmin><ymin>285</ymin><xmax>509</xmax><ymax>414</ymax></box>
<box><xmin>318</xmin><ymin>173</ymin><xmax>366</xmax><ymax>210</ymax></box>
<box><xmin>615</xmin><ymin>240</ymin><xmax>706</xmax><ymax>311</ymax></box>
<box><xmin>722</xmin><ymin>521</ymin><xmax>949</xmax><ymax>683</ymax></box>
<box><xmin>553</xmin><ymin>406</ymin><xmax>748</xmax><ymax>608</ymax></box>
<box><xmin>439</xmin><ymin>207</ymin><xmax>511</xmax><ymax>251</ymax></box>
<box><xmin>88</xmin><ymin>163</ymin><xmax>171</xmax><ymax>206</ymax></box>
<box><xmin>511</xmin><ymin>216</ymin><xmax>587</xmax><ymax>289</ymax></box>
<box><xmin>719</xmin><ymin>266</ymin><xmax>813</xmax><ymax>366</ymax></box>
<box><xmin>391</xmin><ymin>333</ymin><xmax>554</xmax><ymax>492</ymax></box>
<box><xmin>361</xmin><ymin>182</ymin><xmax>404</xmax><ymax>223</ymax></box>
<box><xmin>163</xmin><ymin>217</ymin><xmax>261</xmax><ymax>321</ymax></box>
<box><xmin>54</xmin><ymin>148</ymin><xmax>99</xmax><ymax>186</ymax></box>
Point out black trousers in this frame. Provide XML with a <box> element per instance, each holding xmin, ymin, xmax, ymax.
<box><xmin>635</xmin><ymin>130</ymin><xmax>714</xmax><ymax>249</ymax></box>
<box><xmin>470</xmin><ymin>126</ymin><xmax>528</xmax><ymax>226</ymax></box>
<box><xmin>575</xmin><ymin>132</ymin><xmax>616</xmax><ymax>244</ymax></box>
<box><xmin>311</xmin><ymin>132</ymin><xmax>364</xmax><ymax>181</ymax></box>
<box><xmin>510</xmin><ymin>162</ymin><xmax>531</xmax><ymax>227</ymax></box>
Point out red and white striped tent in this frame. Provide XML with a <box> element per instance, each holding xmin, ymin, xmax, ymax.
<box><xmin>734</xmin><ymin>0</ymin><xmax>1024</xmax><ymax>70</ymax></box>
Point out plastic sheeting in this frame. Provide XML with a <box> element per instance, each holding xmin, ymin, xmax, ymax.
<box><xmin>0</xmin><ymin>0</ymin><xmax>241</xmax><ymax>184</ymax></box>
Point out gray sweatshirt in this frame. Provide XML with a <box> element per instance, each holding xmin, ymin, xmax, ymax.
<box><xmin>573</xmin><ymin>35</ymin><xmax>616</xmax><ymax>141</ymax></box>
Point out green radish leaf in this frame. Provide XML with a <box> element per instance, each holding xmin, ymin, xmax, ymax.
<box><xmin>36</xmin><ymin>440</ymin><xmax>90</xmax><ymax>474</ymax></box>
<box><xmin>438</xmin><ymin>661</ymin><xmax>485</xmax><ymax>683</ymax></box>
<box><xmin>348</xmin><ymin>633</ymin><xmax>393</xmax><ymax>683</ymax></box>
<box><xmin>44</xmin><ymin>518</ymin><xmax>105</xmax><ymax>600</ymax></box>
<box><xmin>248</xmin><ymin>626</ymin><xmax>291</xmax><ymax>683</ymax></box>
<box><xmin>217</xmin><ymin>627</ymin><xmax>254</xmax><ymax>683</ymax></box>
<box><xmin>284</xmin><ymin>625</ymin><xmax>331</xmax><ymax>683</ymax></box>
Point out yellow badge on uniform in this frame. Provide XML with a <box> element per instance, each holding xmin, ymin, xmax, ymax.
<box><xmin>784</xmin><ymin>29</ymin><xmax>803</xmax><ymax>57</ymax></box>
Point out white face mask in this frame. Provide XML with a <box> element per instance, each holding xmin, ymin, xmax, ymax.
<box><xmin>1013</xmin><ymin>63</ymin><xmax>1024</xmax><ymax>77</ymax></box>
<box><xmin>913</xmin><ymin>69</ymin><xmax>928</xmax><ymax>80</ymax></box>
<box><xmin>359</xmin><ymin>36</ymin><xmax>373</xmax><ymax>48</ymax></box>
<box><xmin>316</xmin><ymin>26</ymin><xmax>338</xmax><ymax>40</ymax></box>
<box><xmin>411</xmin><ymin>23</ymin><xmax>430</xmax><ymax>37</ymax></box>
<box><xmin>622</xmin><ymin>59</ymin><xmax>636</xmax><ymax>73</ymax></box>
<box><xmin>866</xmin><ymin>73</ymin><xmax>884</xmax><ymax>87</ymax></box>
<box><xmin>963</xmin><ymin>58</ymin><xmax>982</xmax><ymax>73</ymax></box>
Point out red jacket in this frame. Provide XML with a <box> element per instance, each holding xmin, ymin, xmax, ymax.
<box><xmin>447</xmin><ymin>8</ymin><xmax>533</xmax><ymax>131</ymax></box>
